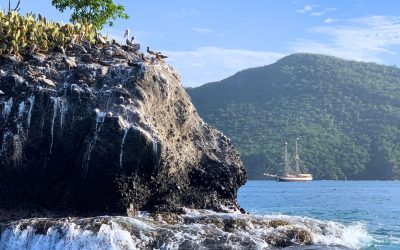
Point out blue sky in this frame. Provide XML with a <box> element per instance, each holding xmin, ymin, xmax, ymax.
<box><xmin>12</xmin><ymin>0</ymin><xmax>400</xmax><ymax>87</ymax></box>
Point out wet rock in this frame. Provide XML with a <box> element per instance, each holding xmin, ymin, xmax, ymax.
<box><xmin>268</xmin><ymin>219</ymin><xmax>290</xmax><ymax>228</ymax></box>
<box><xmin>151</xmin><ymin>212</ymin><xmax>184</xmax><ymax>225</ymax></box>
<box><xmin>224</xmin><ymin>218</ymin><xmax>254</xmax><ymax>232</ymax></box>
<box><xmin>0</xmin><ymin>41</ymin><xmax>247</xmax><ymax>216</ymax></box>
<box><xmin>294</xmin><ymin>229</ymin><xmax>313</xmax><ymax>245</ymax></box>
<box><xmin>264</xmin><ymin>227</ymin><xmax>313</xmax><ymax>247</ymax></box>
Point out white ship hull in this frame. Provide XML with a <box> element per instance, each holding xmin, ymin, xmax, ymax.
<box><xmin>277</xmin><ymin>175</ymin><xmax>313</xmax><ymax>182</ymax></box>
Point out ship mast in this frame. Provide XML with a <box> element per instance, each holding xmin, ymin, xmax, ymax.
<box><xmin>295</xmin><ymin>137</ymin><xmax>300</xmax><ymax>174</ymax></box>
<box><xmin>283</xmin><ymin>141</ymin><xmax>291</xmax><ymax>176</ymax></box>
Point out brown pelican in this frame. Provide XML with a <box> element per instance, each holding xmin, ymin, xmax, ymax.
<box><xmin>96</xmin><ymin>33</ymin><xmax>107</xmax><ymax>45</ymax></box>
<box><xmin>29</xmin><ymin>43</ymin><xmax>37</xmax><ymax>55</ymax></box>
<box><xmin>70</xmin><ymin>34</ymin><xmax>78</xmax><ymax>47</ymax></box>
<box><xmin>80</xmin><ymin>32</ymin><xmax>91</xmax><ymax>49</ymax></box>
<box><xmin>126</xmin><ymin>36</ymin><xmax>135</xmax><ymax>46</ymax></box>
<box><xmin>123</xmin><ymin>29</ymin><xmax>130</xmax><ymax>39</ymax></box>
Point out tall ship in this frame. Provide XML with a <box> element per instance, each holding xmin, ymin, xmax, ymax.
<box><xmin>264</xmin><ymin>138</ymin><xmax>313</xmax><ymax>182</ymax></box>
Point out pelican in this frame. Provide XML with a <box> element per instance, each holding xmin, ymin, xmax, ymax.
<box><xmin>126</xmin><ymin>36</ymin><xmax>135</xmax><ymax>46</ymax></box>
<box><xmin>124</xmin><ymin>29</ymin><xmax>130</xmax><ymax>39</ymax></box>
<box><xmin>29</xmin><ymin>43</ymin><xmax>37</xmax><ymax>56</ymax></box>
<box><xmin>80</xmin><ymin>32</ymin><xmax>91</xmax><ymax>49</ymax></box>
<box><xmin>96</xmin><ymin>33</ymin><xmax>107</xmax><ymax>45</ymax></box>
<box><xmin>7</xmin><ymin>47</ymin><xmax>13</xmax><ymax>57</ymax></box>
<box><xmin>70</xmin><ymin>34</ymin><xmax>78</xmax><ymax>47</ymax></box>
<box><xmin>59</xmin><ymin>45</ymin><xmax>66</xmax><ymax>56</ymax></box>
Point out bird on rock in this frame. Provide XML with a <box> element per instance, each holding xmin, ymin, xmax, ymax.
<box><xmin>141</xmin><ymin>53</ymin><xmax>150</xmax><ymax>64</ymax></box>
<box><xmin>147</xmin><ymin>46</ymin><xmax>157</xmax><ymax>56</ymax></box>
<box><xmin>155</xmin><ymin>53</ymin><xmax>168</xmax><ymax>62</ymax></box>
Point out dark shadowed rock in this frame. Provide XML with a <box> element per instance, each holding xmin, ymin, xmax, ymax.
<box><xmin>0</xmin><ymin>42</ymin><xmax>246</xmax><ymax>217</ymax></box>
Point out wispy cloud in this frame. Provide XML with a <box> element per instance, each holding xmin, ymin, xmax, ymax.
<box><xmin>165</xmin><ymin>47</ymin><xmax>285</xmax><ymax>87</ymax></box>
<box><xmin>324</xmin><ymin>18</ymin><xmax>339</xmax><ymax>24</ymax></box>
<box><xmin>311</xmin><ymin>8</ymin><xmax>337</xmax><ymax>17</ymax></box>
<box><xmin>291</xmin><ymin>16</ymin><xmax>400</xmax><ymax>62</ymax></box>
<box><xmin>191</xmin><ymin>27</ymin><xmax>214</xmax><ymax>34</ymax></box>
<box><xmin>297</xmin><ymin>5</ymin><xmax>315</xmax><ymax>13</ymax></box>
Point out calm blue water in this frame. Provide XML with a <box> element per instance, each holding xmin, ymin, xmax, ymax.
<box><xmin>238</xmin><ymin>180</ymin><xmax>400</xmax><ymax>249</ymax></box>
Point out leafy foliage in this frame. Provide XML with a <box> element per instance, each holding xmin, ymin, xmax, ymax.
<box><xmin>188</xmin><ymin>53</ymin><xmax>400</xmax><ymax>180</ymax></box>
<box><xmin>0</xmin><ymin>11</ymin><xmax>98</xmax><ymax>58</ymax></box>
<box><xmin>51</xmin><ymin>0</ymin><xmax>129</xmax><ymax>29</ymax></box>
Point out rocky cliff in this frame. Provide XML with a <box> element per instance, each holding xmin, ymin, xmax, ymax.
<box><xmin>0</xmin><ymin>41</ymin><xmax>246</xmax><ymax>216</ymax></box>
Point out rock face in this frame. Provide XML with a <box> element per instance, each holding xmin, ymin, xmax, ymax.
<box><xmin>0</xmin><ymin>43</ymin><xmax>246</xmax><ymax>215</ymax></box>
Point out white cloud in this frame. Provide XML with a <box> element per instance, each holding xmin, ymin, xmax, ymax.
<box><xmin>164</xmin><ymin>47</ymin><xmax>285</xmax><ymax>87</ymax></box>
<box><xmin>324</xmin><ymin>18</ymin><xmax>338</xmax><ymax>24</ymax></box>
<box><xmin>297</xmin><ymin>5</ymin><xmax>315</xmax><ymax>13</ymax></box>
<box><xmin>312</xmin><ymin>7</ymin><xmax>337</xmax><ymax>17</ymax></box>
<box><xmin>311</xmin><ymin>12</ymin><xmax>324</xmax><ymax>17</ymax></box>
<box><xmin>192</xmin><ymin>27</ymin><xmax>214</xmax><ymax>34</ymax></box>
<box><xmin>291</xmin><ymin>16</ymin><xmax>400</xmax><ymax>62</ymax></box>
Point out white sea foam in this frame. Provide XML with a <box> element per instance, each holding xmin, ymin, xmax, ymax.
<box><xmin>0</xmin><ymin>210</ymin><xmax>374</xmax><ymax>250</ymax></box>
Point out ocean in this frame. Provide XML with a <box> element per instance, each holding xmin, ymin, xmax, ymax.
<box><xmin>238</xmin><ymin>180</ymin><xmax>400</xmax><ymax>249</ymax></box>
<box><xmin>1</xmin><ymin>181</ymin><xmax>399</xmax><ymax>249</ymax></box>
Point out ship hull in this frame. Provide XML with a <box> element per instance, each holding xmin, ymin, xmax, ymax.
<box><xmin>277</xmin><ymin>176</ymin><xmax>313</xmax><ymax>182</ymax></box>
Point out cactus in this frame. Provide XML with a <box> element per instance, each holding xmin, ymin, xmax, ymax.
<box><xmin>0</xmin><ymin>11</ymin><xmax>104</xmax><ymax>59</ymax></box>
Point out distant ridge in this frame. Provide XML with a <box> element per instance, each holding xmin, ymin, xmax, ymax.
<box><xmin>188</xmin><ymin>53</ymin><xmax>400</xmax><ymax>180</ymax></box>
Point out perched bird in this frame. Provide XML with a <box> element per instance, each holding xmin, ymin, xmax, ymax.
<box><xmin>59</xmin><ymin>45</ymin><xmax>66</xmax><ymax>56</ymax></box>
<box><xmin>111</xmin><ymin>39</ymin><xmax>121</xmax><ymax>47</ymax></box>
<box><xmin>96</xmin><ymin>33</ymin><xmax>107</xmax><ymax>45</ymax></box>
<box><xmin>123</xmin><ymin>29</ymin><xmax>130</xmax><ymax>39</ymax></box>
<box><xmin>80</xmin><ymin>32</ymin><xmax>91</xmax><ymax>50</ymax></box>
<box><xmin>7</xmin><ymin>47</ymin><xmax>13</xmax><ymax>57</ymax></box>
<box><xmin>69</xmin><ymin>34</ymin><xmax>78</xmax><ymax>47</ymax></box>
<box><xmin>126</xmin><ymin>36</ymin><xmax>135</xmax><ymax>46</ymax></box>
<box><xmin>29</xmin><ymin>43</ymin><xmax>37</xmax><ymax>56</ymax></box>
<box><xmin>72</xmin><ymin>43</ymin><xmax>87</xmax><ymax>54</ymax></box>
<box><xmin>156</xmin><ymin>53</ymin><xmax>168</xmax><ymax>61</ymax></box>
<box><xmin>146</xmin><ymin>46</ymin><xmax>157</xmax><ymax>55</ymax></box>
<box><xmin>141</xmin><ymin>53</ymin><xmax>150</xmax><ymax>64</ymax></box>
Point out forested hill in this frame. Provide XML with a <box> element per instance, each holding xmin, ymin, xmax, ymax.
<box><xmin>187</xmin><ymin>53</ymin><xmax>400</xmax><ymax>180</ymax></box>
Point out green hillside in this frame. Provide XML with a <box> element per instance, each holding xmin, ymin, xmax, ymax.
<box><xmin>187</xmin><ymin>53</ymin><xmax>400</xmax><ymax>180</ymax></box>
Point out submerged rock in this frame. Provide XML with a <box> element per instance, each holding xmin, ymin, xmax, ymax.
<box><xmin>0</xmin><ymin>210</ymin><xmax>373</xmax><ymax>249</ymax></box>
<box><xmin>0</xmin><ymin>41</ymin><xmax>246</xmax><ymax>216</ymax></box>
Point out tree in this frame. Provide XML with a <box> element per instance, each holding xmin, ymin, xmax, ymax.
<box><xmin>51</xmin><ymin>0</ymin><xmax>129</xmax><ymax>29</ymax></box>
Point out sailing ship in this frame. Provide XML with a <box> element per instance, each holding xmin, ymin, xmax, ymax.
<box><xmin>264</xmin><ymin>138</ymin><xmax>313</xmax><ymax>182</ymax></box>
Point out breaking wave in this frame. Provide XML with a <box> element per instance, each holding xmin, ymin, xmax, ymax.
<box><xmin>0</xmin><ymin>209</ymin><xmax>374</xmax><ymax>249</ymax></box>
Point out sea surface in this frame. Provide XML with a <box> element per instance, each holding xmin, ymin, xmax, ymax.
<box><xmin>2</xmin><ymin>181</ymin><xmax>399</xmax><ymax>249</ymax></box>
<box><xmin>238</xmin><ymin>180</ymin><xmax>400</xmax><ymax>249</ymax></box>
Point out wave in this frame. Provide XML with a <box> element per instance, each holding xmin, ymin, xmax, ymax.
<box><xmin>0</xmin><ymin>209</ymin><xmax>374</xmax><ymax>249</ymax></box>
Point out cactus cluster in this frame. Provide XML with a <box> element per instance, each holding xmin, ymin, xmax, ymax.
<box><xmin>0</xmin><ymin>11</ymin><xmax>99</xmax><ymax>58</ymax></box>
